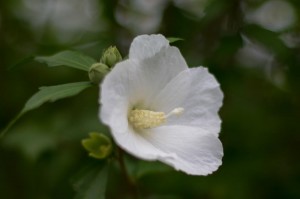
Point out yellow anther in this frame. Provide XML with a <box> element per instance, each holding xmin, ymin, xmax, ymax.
<box><xmin>129</xmin><ymin>109</ymin><xmax>166</xmax><ymax>129</ymax></box>
<box><xmin>128</xmin><ymin>107</ymin><xmax>184</xmax><ymax>130</ymax></box>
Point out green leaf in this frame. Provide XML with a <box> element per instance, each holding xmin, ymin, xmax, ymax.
<box><xmin>167</xmin><ymin>37</ymin><xmax>184</xmax><ymax>43</ymax></box>
<box><xmin>125</xmin><ymin>156</ymin><xmax>172</xmax><ymax>179</ymax></box>
<box><xmin>1</xmin><ymin>82</ymin><xmax>92</xmax><ymax>138</ymax></box>
<box><xmin>72</xmin><ymin>162</ymin><xmax>109</xmax><ymax>199</ymax></box>
<box><xmin>8</xmin><ymin>55</ymin><xmax>35</xmax><ymax>70</ymax></box>
<box><xmin>134</xmin><ymin>161</ymin><xmax>172</xmax><ymax>179</ymax></box>
<box><xmin>21</xmin><ymin>81</ymin><xmax>92</xmax><ymax>113</ymax></box>
<box><xmin>3</xmin><ymin>128</ymin><xmax>56</xmax><ymax>161</ymax></box>
<box><xmin>35</xmin><ymin>51</ymin><xmax>97</xmax><ymax>71</ymax></box>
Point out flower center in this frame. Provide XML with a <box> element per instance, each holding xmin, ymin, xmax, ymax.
<box><xmin>128</xmin><ymin>107</ymin><xmax>184</xmax><ymax>130</ymax></box>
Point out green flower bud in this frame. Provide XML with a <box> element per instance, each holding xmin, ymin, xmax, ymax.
<box><xmin>100</xmin><ymin>46</ymin><xmax>122</xmax><ymax>68</ymax></box>
<box><xmin>88</xmin><ymin>63</ymin><xmax>110</xmax><ymax>84</ymax></box>
<box><xmin>81</xmin><ymin>132</ymin><xmax>113</xmax><ymax>159</ymax></box>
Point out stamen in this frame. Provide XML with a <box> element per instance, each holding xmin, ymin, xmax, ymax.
<box><xmin>166</xmin><ymin>107</ymin><xmax>184</xmax><ymax>118</ymax></box>
<box><xmin>128</xmin><ymin>107</ymin><xmax>184</xmax><ymax>130</ymax></box>
<box><xmin>129</xmin><ymin>109</ymin><xmax>166</xmax><ymax>129</ymax></box>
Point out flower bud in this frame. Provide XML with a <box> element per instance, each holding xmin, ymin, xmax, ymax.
<box><xmin>81</xmin><ymin>132</ymin><xmax>113</xmax><ymax>159</ymax></box>
<box><xmin>88</xmin><ymin>63</ymin><xmax>110</xmax><ymax>84</ymax></box>
<box><xmin>100</xmin><ymin>46</ymin><xmax>122</xmax><ymax>68</ymax></box>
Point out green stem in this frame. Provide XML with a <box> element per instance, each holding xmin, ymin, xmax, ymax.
<box><xmin>117</xmin><ymin>147</ymin><xmax>139</xmax><ymax>199</ymax></box>
<box><xmin>0</xmin><ymin>112</ymin><xmax>23</xmax><ymax>139</ymax></box>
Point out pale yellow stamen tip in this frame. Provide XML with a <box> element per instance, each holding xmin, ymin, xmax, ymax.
<box><xmin>128</xmin><ymin>107</ymin><xmax>184</xmax><ymax>130</ymax></box>
<box><xmin>166</xmin><ymin>107</ymin><xmax>184</xmax><ymax>117</ymax></box>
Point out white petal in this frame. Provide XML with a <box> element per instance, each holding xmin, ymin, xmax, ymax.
<box><xmin>137</xmin><ymin>46</ymin><xmax>188</xmax><ymax>108</ymax></box>
<box><xmin>100</xmin><ymin>59</ymin><xmax>154</xmax><ymax>128</ymax></box>
<box><xmin>100</xmin><ymin>59</ymin><xmax>173</xmax><ymax>160</ymax></box>
<box><xmin>129</xmin><ymin>34</ymin><xmax>170</xmax><ymax>60</ymax></box>
<box><xmin>149</xmin><ymin>69</ymin><xmax>191</xmax><ymax>112</ymax></box>
<box><xmin>144</xmin><ymin>125</ymin><xmax>223</xmax><ymax>175</ymax></box>
<box><xmin>100</xmin><ymin>45</ymin><xmax>188</xmax><ymax>112</ymax></box>
<box><xmin>109</xmin><ymin>126</ymin><xmax>174</xmax><ymax>161</ymax></box>
<box><xmin>100</xmin><ymin>57</ymin><xmax>181</xmax><ymax>161</ymax></box>
<box><xmin>166</xmin><ymin>67</ymin><xmax>223</xmax><ymax>135</ymax></box>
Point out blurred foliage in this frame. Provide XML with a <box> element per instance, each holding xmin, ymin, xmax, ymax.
<box><xmin>1</xmin><ymin>0</ymin><xmax>300</xmax><ymax>199</ymax></box>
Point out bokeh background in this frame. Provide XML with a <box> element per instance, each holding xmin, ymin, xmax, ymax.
<box><xmin>1</xmin><ymin>0</ymin><xmax>300</xmax><ymax>198</ymax></box>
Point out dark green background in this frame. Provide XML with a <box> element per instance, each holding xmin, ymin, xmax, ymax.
<box><xmin>1</xmin><ymin>0</ymin><xmax>300</xmax><ymax>198</ymax></box>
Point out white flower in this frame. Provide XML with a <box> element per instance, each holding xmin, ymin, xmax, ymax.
<box><xmin>100</xmin><ymin>34</ymin><xmax>223</xmax><ymax>175</ymax></box>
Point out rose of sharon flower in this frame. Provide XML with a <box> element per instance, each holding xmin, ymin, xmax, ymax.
<box><xmin>100</xmin><ymin>34</ymin><xmax>223</xmax><ymax>175</ymax></box>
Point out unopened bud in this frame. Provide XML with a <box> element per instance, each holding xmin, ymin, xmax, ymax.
<box><xmin>88</xmin><ymin>63</ymin><xmax>109</xmax><ymax>84</ymax></box>
<box><xmin>81</xmin><ymin>132</ymin><xmax>113</xmax><ymax>159</ymax></box>
<box><xmin>100</xmin><ymin>46</ymin><xmax>122</xmax><ymax>68</ymax></box>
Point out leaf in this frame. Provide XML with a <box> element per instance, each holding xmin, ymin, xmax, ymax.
<box><xmin>72</xmin><ymin>162</ymin><xmax>109</xmax><ymax>199</ymax></box>
<box><xmin>125</xmin><ymin>157</ymin><xmax>172</xmax><ymax>179</ymax></box>
<box><xmin>134</xmin><ymin>161</ymin><xmax>172</xmax><ymax>179</ymax></box>
<box><xmin>167</xmin><ymin>37</ymin><xmax>184</xmax><ymax>43</ymax></box>
<box><xmin>8</xmin><ymin>55</ymin><xmax>35</xmax><ymax>70</ymax></box>
<box><xmin>145</xmin><ymin>195</ymin><xmax>182</xmax><ymax>199</ymax></box>
<box><xmin>22</xmin><ymin>81</ymin><xmax>92</xmax><ymax>113</ymax></box>
<box><xmin>3</xmin><ymin>128</ymin><xmax>56</xmax><ymax>161</ymax></box>
<box><xmin>35</xmin><ymin>51</ymin><xmax>97</xmax><ymax>71</ymax></box>
<box><xmin>0</xmin><ymin>82</ymin><xmax>92</xmax><ymax>138</ymax></box>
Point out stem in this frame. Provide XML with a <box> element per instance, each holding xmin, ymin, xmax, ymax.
<box><xmin>0</xmin><ymin>112</ymin><xmax>23</xmax><ymax>139</ymax></box>
<box><xmin>117</xmin><ymin>147</ymin><xmax>131</xmax><ymax>184</ymax></box>
<box><xmin>117</xmin><ymin>147</ymin><xmax>139</xmax><ymax>199</ymax></box>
